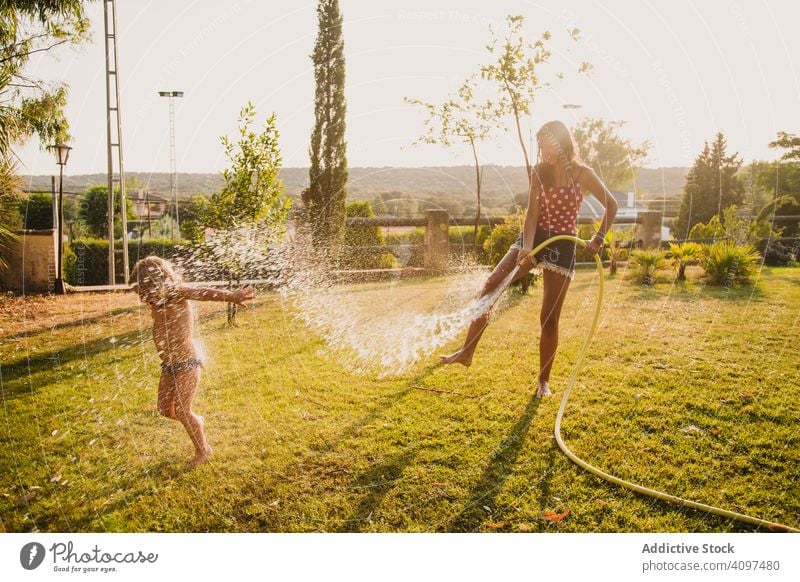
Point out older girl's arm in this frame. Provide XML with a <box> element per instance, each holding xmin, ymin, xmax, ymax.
<box><xmin>580</xmin><ymin>167</ymin><xmax>618</xmax><ymax>241</ymax></box>
<box><xmin>519</xmin><ymin>171</ymin><xmax>543</xmax><ymax>257</ymax></box>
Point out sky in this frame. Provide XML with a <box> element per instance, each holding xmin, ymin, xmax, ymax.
<box><xmin>15</xmin><ymin>0</ymin><xmax>800</xmax><ymax>176</ymax></box>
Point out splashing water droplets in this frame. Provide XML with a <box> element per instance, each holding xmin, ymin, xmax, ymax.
<box><xmin>174</xmin><ymin>222</ymin><xmax>513</xmax><ymax>376</ymax></box>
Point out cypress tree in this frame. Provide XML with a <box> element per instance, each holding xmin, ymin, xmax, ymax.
<box><xmin>307</xmin><ymin>0</ymin><xmax>348</xmax><ymax>252</ymax></box>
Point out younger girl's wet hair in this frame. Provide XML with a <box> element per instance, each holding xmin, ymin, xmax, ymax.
<box><xmin>130</xmin><ymin>256</ymin><xmax>182</xmax><ymax>301</ymax></box>
<box><xmin>532</xmin><ymin>120</ymin><xmax>583</xmax><ymax>189</ymax></box>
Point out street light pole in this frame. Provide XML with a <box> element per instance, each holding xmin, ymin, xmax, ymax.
<box><xmin>51</xmin><ymin>143</ymin><xmax>72</xmax><ymax>294</ymax></box>
<box><xmin>158</xmin><ymin>90</ymin><xmax>183</xmax><ymax>240</ymax></box>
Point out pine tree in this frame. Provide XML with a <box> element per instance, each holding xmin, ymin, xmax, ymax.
<box><xmin>673</xmin><ymin>132</ymin><xmax>744</xmax><ymax>239</ymax></box>
<box><xmin>307</xmin><ymin>0</ymin><xmax>348</xmax><ymax>252</ymax></box>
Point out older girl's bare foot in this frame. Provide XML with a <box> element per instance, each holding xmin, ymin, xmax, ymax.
<box><xmin>439</xmin><ymin>350</ymin><xmax>473</xmax><ymax>367</ymax></box>
<box><xmin>189</xmin><ymin>445</ymin><xmax>213</xmax><ymax>468</ymax></box>
<box><xmin>536</xmin><ymin>381</ymin><xmax>552</xmax><ymax>398</ymax></box>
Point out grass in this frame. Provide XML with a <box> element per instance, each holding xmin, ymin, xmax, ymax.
<box><xmin>0</xmin><ymin>265</ymin><xmax>798</xmax><ymax>533</ymax></box>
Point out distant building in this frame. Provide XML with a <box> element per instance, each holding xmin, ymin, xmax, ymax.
<box><xmin>579</xmin><ymin>190</ymin><xmax>638</xmax><ymax>222</ymax></box>
<box><xmin>129</xmin><ymin>189</ymin><xmax>167</xmax><ymax>221</ymax></box>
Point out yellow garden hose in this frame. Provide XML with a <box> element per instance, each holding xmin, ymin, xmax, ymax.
<box><xmin>526</xmin><ymin>234</ymin><xmax>798</xmax><ymax>533</ymax></box>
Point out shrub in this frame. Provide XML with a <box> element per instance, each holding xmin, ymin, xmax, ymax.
<box><xmin>667</xmin><ymin>242</ymin><xmax>703</xmax><ymax>280</ymax></box>
<box><xmin>384</xmin><ymin>227</ymin><xmax>424</xmax><ymax>267</ymax></box>
<box><xmin>628</xmin><ymin>248</ymin><xmax>669</xmax><ymax>286</ymax></box>
<box><xmin>450</xmin><ymin>225</ymin><xmax>490</xmax><ymax>263</ymax></box>
<box><xmin>688</xmin><ymin>214</ymin><xmax>725</xmax><ymax>240</ymax></box>
<box><xmin>700</xmin><ymin>241</ymin><xmax>760</xmax><ymax>286</ymax></box>
<box><xmin>755</xmin><ymin>239</ymin><xmax>794</xmax><ymax>267</ymax></box>
<box><xmin>341</xmin><ymin>201</ymin><xmax>387</xmax><ymax>269</ymax></box>
<box><xmin>483</xmin><ymin>214</ymin><xmax>522</xmax><ymax>267</ymax></box>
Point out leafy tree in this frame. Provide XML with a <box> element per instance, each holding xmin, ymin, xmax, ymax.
<box><xmin>77</xmin><ymin>185</ymin><xmax>137</xmax><ymax>239</ymax></box>
<box><xmin>769</xmin><ymin>131</ymin><xmax>800</xmax><ymax>162</ymax></box>
<box><xmin>198</xmin><ymin>103</ymin><xmax>289</xmax><ymax>324</ymax></box>
<box><xmin>673</xmin><ymin>132</ymin><xmax>744</xmax><ymax>239</ymax></box>
<box><xmin>572</xmin><ymin>118</ymin><xmax>650</xmax><ymax>190</ymax></box>
<box><xmin>406</xmin><ymin>77</ymin><xmax>498</xmax><ymax>243</ymax></box>
<box><xmin>0</xmin><ymin>158</ymin><xmax>20</xmax><ymax>268</ymax></box>
<box><xmin>178</xmin><ymin>195</ymin><xmax>208</xmax><ymax>242</ymax></box>
<box><xmin>203</xmin><ymin>103</ymin><xmax>288</xmax><ymax>230</ymax></box>
<box><xmin>687</xmin><ymin>214</ymin><xmax>725</xmax><ymax>240</ymax></box>
<box><xmin>0</xmin><ymin>1</ymin><xmax>90</xmax><ymax>269</ymax></box>
<box><xmin>307</xmin><ymin>0</ymin><xmax>348</xmax><ymax>251</ymax></box>
<box><xmin>0</xmin><ymin>0</ymin><xmax>88</xmax><ymax>156</ymax></box>
<box><xmin>0</xmin><ymin>158</ymin><xmax>23</xmax><ymax>227</ymax></box>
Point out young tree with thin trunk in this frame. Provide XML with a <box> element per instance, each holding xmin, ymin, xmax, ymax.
<box><xmin>405</xmin><ymin>77</ymin><xmax>498</xmax><ymax>244</ymax></box>
<box><xmin>480</xmin><ymin>16</ymin><xmax>590</xmax><ymax>186</ymax></box>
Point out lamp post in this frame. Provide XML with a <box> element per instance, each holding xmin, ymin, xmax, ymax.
<box><xmin>158</xmin><ymin>90</ymin><xmax>183</xmax><ymax>240</ymax></box>
<box><xmin>51</xmin><ymin>143</ymin><xmax>72</xmax><ymax>294</ymax></box>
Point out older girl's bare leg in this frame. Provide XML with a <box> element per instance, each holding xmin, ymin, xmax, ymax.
<box><xmin>536</xmin><ymin>267</ymin><xmax>572</xmax><ymax>396</ymax></box>
<box><xmin>440</xmin><ymin>247</ymin><xmax>534</xmax><ymax>367</ymax></box>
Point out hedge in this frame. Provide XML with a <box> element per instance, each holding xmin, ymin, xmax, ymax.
<box><xmin>66</xmin><ymin>238</ymin><xmax>187</xmax><ymax>286</ymax></box>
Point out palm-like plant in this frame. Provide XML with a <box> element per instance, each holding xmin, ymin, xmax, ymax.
<box><xmin>700</xmin><ymin>241</ymin><xmax>761</xmax><ymax>286</ymax></box>
<box><xmin>667</xmin><ymin>242</ymin><xmax>702</xmax><ymax>281</ymax></box>
<box><xmin>629</xmin><ymin>248</ymin><xmax>668</xmax><ymax>286</ymax></box>
<box><xmin>0</xmin><ymin>156</ymin><xmax>21</xmax><ymax>270</ymax></box>
<box><xmin>598</xmin><ymin>223</ymin><xmax>634</xmax><ymax>276</ymax></box>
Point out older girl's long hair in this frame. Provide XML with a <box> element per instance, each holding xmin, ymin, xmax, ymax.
<box><xmin>533</xmin><ymin>120</ymin><xmax>583</xmax><ymax>189</ymax></box>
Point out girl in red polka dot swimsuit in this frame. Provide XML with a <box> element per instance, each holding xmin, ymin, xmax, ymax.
<box><xmin>538</xmin><ymin>183</ymin><xmax>583</xmax><ymax>235</ymax></box>
<box><xmin>441</xmin><ymin>120</ymin><xmax>618</xmax><ymax>398</ymax></box>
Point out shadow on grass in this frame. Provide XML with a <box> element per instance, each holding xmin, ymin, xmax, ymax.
<box><xmin>627</xmin><ymin>278</ymin><xmax>765</xmax><ymax>303</ymax></box>
<box><xmin>0</xmin><ymin>305</ymin><xmax>268</xmax><ymax>398</ymax></box>
<box><xmin>0</xmin><ymin>305</ymin><xmax>140</xmax><ymax>343</ymax></box>
<box><xmin>337</xmin><ymin>448</ymin><xmax>417</xmax><ymax>532</ymax></box>
<box><xmin>0</xmin><ymin>326</ymin><xmax>148</xmax><ymax>397</ymax></box>
<box><xmin>448</xmin><ymin>393</ymin><xmax>544</xmax><ymax>532</ymax></box>
<box><xmin>6</xmin><ymin>457</ymin><xmax>181</xmax><ymax>532</ymax></box>
<box><xmin>307</xmin><ymin>361</ymin><xmax>444</xmax><ymax>456</ymax></box>
<box><xmin>261</xmin><ymin>363</ymin><xmax>444</xmax><ymax>530</ymax></box>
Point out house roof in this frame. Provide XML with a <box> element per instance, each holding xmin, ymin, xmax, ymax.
<box><xmin>128</xmin><ymin>191</ymin><xmax>168</xmax><ymax>203</ymax></box>
<box><xmin>579</xmin><ymin>190</ymin><xmax>638</xmax><ymax>219</ymax></box>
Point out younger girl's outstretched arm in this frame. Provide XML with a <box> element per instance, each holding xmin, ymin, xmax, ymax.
<box><xmin>176</xmin><ymin>285</ymin><xmax>255</xmax><ymax>306</ymax></box>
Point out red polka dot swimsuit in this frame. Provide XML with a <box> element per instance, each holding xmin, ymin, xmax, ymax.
<box><xmin>538</xmin><ymin>182</ymin><xmax>583</xmax><ymax>234</ymax></box>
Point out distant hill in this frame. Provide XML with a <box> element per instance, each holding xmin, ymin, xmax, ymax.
<box><xmin>21</xmin><ymin>166</ymin><xmax>688</xmax><ymax>212</ymax></box>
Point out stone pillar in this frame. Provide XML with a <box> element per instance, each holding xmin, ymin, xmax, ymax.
<box><xmin>424</xmin><ymin>209</ymin><xmax>450</xmax><ymax>271</ymax></box>
<box><xmin>0</xmin><ymin>230</ymin><xmax>58</xmax><ymax>294</ymax></box>
<box><xmin>634</xmin><ymin>211</ymin><xmax>663</xmax><ymax>249</ymax></box>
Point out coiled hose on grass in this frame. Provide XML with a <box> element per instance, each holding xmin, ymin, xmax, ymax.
<box><xmin>522</xmin><ymin>234</ymin><xmax>798</xmax><ymax>533</ymax></box>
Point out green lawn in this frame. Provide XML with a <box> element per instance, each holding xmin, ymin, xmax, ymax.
<box><xmin>1</xmin><ymin>265</ymin><xmax>798</xmax><ymax>532</ymax></box>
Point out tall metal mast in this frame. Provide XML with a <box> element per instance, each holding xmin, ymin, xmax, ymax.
<box><xmin>104</xmin><ymin>0</ymin><xmax>129</xmax><ymax>284</ymax></box>
<box><xmin>159</xmin><ymin>91</ymin><xmax>183</xmax><ymax>240</ymax></box>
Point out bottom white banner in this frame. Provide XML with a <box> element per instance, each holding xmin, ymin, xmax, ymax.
<box><xmin>1</xmin><ymin>533</ymin><xmax>797</xmax><ymax>581</ymax></box>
